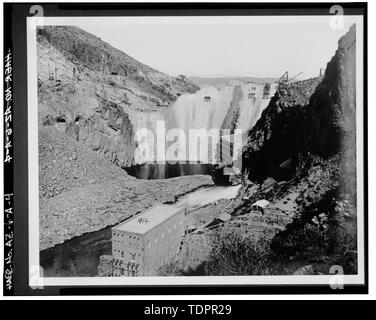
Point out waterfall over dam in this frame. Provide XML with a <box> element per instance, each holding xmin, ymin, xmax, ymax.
<box><xmin>126</xmin><ymin>81</ymin><xmax>277</xmax><ymax>177</ymax></box>
<box><xmin>170</xmin><ymin>82</ymin><xmax>277</xmax><ymax>135</ymax></box>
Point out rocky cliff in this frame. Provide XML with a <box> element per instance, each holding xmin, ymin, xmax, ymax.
<box><xmin>37</xmin><ymin>26</ymin><xmax>215</xmax><ymax>250</ymax></box>
<box><xmin>37</xmin><ymin>26</ymin><xmax>199</xmax><ymax>168</ymax></box>
<box><xmin>39</xmin><ymin>125</ymin><xmax>213</xmax><ymax>250</ymax></box>
<box><xmin>224</xmin><ymin>24</ymin><xmax>358</xmax><ymax>275</ymax></box>
<box><xmin>242</xmin><ymin>77</ymin><xmax>321</xmax><ymax>180</ymax></box>
<box><xmin>306</xmin><ymin>24</ymin><xmax>356</xmax><ymax>157</ymax></box>
<box><xmin>243</xmin><ymin>24</ymin><xmax>356</xmax><ymax>183</ymax></box>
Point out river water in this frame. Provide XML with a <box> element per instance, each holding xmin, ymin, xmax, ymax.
<box><xmin>124</xmin><ymin>162</ymin><xmax>215</xmax><ymax>179</ymax></box>
<box><xmin>40</xmin><ymin>184</ymin><xmax>241</xmax><ymax>277</ymax></box>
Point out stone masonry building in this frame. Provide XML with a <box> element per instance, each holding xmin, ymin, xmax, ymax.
<box><xmin>110</xmin><ymin>204</ymin><xmax>186</xmax><ymax>276</ymax></box>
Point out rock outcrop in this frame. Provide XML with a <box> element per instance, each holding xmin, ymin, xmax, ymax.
<box><xmin>243</xmin><ymin>24</ymin><xmax>356</xmax><ymax>182</ymax></box>
<box><xmin>242</xmin><ymin>77</ymin><xmax>321</xmax><ymax>180</ymax></box>
<box><xmin>37</xmin><ymin>26</ymin><xmax>199</xmax><ymax>168</ymax></box>
<box><xmin>37</xmin><ymin>26</ymin><xmax>215</xmax><ymax>250</ymax></box>
<box><xmin>39</xmin><ymin>127</ymin><xmax>214</xmax><ymax>250</ymax></box>
<box><xmin>222</xmin><ymin>24</ymin><xmax>358</xmax><ymax>275</ymax></box>
<box><xmin>306</xmin><ymin>24</ymin><xmax>356</xmax><ymax>157</ymax></box>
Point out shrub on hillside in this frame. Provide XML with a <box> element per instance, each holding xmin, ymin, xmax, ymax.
<box><xmin>157</xmin><ymin>261</ymin><xmax>184</xmax><ymax>277</ymax></box>
<box><xmin>204</xmin><ymin>228</ymin><xmax>271</xmax><ymax>276</ymax></box>
<box><xmin>270</xmin><ymin>190</ymin><xmax>357</xmax><ymax>274</ymax></box>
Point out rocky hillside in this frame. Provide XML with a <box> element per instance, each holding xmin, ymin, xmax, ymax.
<box><xmin>39</xmin><ymin>126</ymin><xmax>132</xmax><ymax>199</ymax></box>
<box><xmin>37</xmin><ymin>26</ymin><xmax>215</xmax><ymax>250</ymax></box>
<box><xmin>243</xmin><ymin>24</ymin><xmax>356</xmax><ymax>182</ymax></box>
<box><xmin>242</xmin><ymin>77</ymin><xmax>321</xmax><ymax>180</ymax></box>
<box><xmin>189</xmin><ymin>76</ymin><xmax>278</xmax><ymax>87</ymax></box>
<box><xmin>204</xmin><ymin>24</ymin><xmax>358</xmax><ymax>275</ymax></box>
<box><xmin>39</xmin><ymin>126</ymin><xmax>213</xmax><ymax>250</ymax></box>
<box><xmin>307</xmin><ymin>24</ymin><xmax>356</xmax><ymax>158</ymax></box>
<box><xmin>37</xmin><ymin>26</ymin><xmax>199</xmax><ymax>168</ymax></box>
<box><xmin>38</xmin><ymin>26</ymin><xmax>199</xmax><ymax>102</ymax></box>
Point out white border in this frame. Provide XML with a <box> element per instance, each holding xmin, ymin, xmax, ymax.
<box><xmin>27</xmin><ymin>16</ymin><xmax>365</xmax><ymax>287</ymax></box>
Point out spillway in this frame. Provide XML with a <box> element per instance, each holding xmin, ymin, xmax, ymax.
<box><xmin>126</xmin><ymin>81</ymin><xmax>277</xmax><ymax>178</ymax></box>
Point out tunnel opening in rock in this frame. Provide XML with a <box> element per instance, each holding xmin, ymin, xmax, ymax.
<box><xmin>56</xmin><ymin>115</ymin><xmax>66</xmax><ymax>123</ymax></box>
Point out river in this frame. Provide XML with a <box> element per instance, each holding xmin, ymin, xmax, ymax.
<box><xmin>40</xmin><ymin>184</ymin><xmax>241</xmax><ymax>277</ymax></box>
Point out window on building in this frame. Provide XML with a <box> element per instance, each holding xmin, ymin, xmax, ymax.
<box><xmin>168</xmin><ymin>227</ymin><xmax>171</xmax><ymax>233</ymax></box>
<box><xmin>162</xmin><ymin>232</ymin><xmax>165</xmax><ymax>238</ymax></box>
<box><xmin>155</xmin><ymin>236</ymin><xmax>158</xmax><ymax>243</ymax></box>
<box><xmin>148</xmin><ymin>240</ymin><xmax>151</xmax><ymax>247</ymax></box>
<box><xmin>174</xmin><ymin>223</ymin><xmax>176</xmax><ymax>229</ymax></box>
<box><xmin>121</xmin><ymin>251</ymin><xmax>124</xmax><ymax>259</ymax></box>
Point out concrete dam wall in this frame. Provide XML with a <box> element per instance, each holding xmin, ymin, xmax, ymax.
<box><xmin>130</xmin><ymin>82</ymin><xmax>277</xmax><ymax>166</ymax></box>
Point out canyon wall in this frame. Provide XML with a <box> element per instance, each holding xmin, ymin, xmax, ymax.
<box><xmin>194</xmin><ymin>25</ymin><xmax>358</xmax><ymax>277</ymax></box>
<box><xmin>38</xmin><ymin>26</ymin><xmax>275</xmax><ymax>168</ymax></box>
<box><xmin>37</xmin><ymin>26</ymin><xmax>199</xmax><ymax>168</ymax></box>
<box><xmin>243</xmin><ymin>24</ymin><xmax>356</xmax><ymax>183</ymax></box>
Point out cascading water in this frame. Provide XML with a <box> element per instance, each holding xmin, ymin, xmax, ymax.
<box><xmin>127</xmin><ymin>111</ymin><xmax>165</xmax><ymax>165</ymax></box>
<box><xmin>166</xmin><ymin>81</ymin><xmax>277</xmax><ymax>164</ymax></box>
<box><xmin>125</xmin><ymin>81</ymin><xmax>277</xmax><ymax>179</ymax></box>
<box><xmin>168</xmin><ymin>85</ymin><xmax>235</xmax><ymax>135</ymax></box>
<box><xmin>170</xmin><ymin>82</ymin><xmax>277</xmax><ymax>133</ymax></box>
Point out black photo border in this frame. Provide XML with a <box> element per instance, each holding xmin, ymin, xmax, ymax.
<box><xmin>3</xmin><ymin>2</ymin><xmax>368</xmax><ymax>296</ymax></box>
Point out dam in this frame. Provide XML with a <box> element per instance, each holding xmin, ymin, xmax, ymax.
<box><xmin>39</xmin><ymin>81</ymin><xmax>277</xmax><ymax>276</ymax></box>
<box><xmin>125</xmin><ymin>81</ymin><xmax>277</xmax><ymax>179</ymax></box>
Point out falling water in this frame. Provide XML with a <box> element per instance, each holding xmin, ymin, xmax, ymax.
<box><xmin>167</xmin><ymin>85</ymin><xmax>235</xmax><ymax>134</ymax></box>
<box><xmin>126</xmin><ymin>81</ymin><xmax>277</xmax><ymax>178</ymax></box>
<box><xmin>127</xmin><ymin>111</ymin><xmax>165</xmax><ymax>164</ymax></box>
<box><xmin>166</xmin><ymin>82</ymin><xmax>277</xmax><ymax>162</ymax></box>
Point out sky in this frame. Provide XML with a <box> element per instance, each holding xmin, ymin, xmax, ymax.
<box><xmin>71</xmin><ymin>16</ymin><xmax>359</xmax><ymax>79</ymax></box>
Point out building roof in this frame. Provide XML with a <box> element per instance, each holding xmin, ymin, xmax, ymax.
<box><xmin>251</xmin><ymin>199</ymin><xmax>270</xmax><ymax>208</ymax></box>
<box><xmin>112</xmin><ymin>204</ymin><xmax>183</xmax><ymax>235</ymax></box>
<box><xmin>218</xmin><ymin>213</ymin><xmax>231</xmax><ymax>222</ymax></box>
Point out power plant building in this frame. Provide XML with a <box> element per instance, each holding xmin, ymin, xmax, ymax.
<box><xmin>111</xmin><ymin>204</ymin><xmax>186</xmax><ymax>276</ymax></box>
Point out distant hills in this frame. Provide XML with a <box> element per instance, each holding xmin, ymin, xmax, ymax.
<box><xmin>188</xmin><ymin>76</ymin><xmax>278</xmax><ymax>87</ymax></box>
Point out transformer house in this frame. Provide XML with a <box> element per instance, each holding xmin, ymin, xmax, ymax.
<box><xmin>111</xmin><ymin>204</ymin><xmax>186</xmax><ymax>276</ymax></box>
